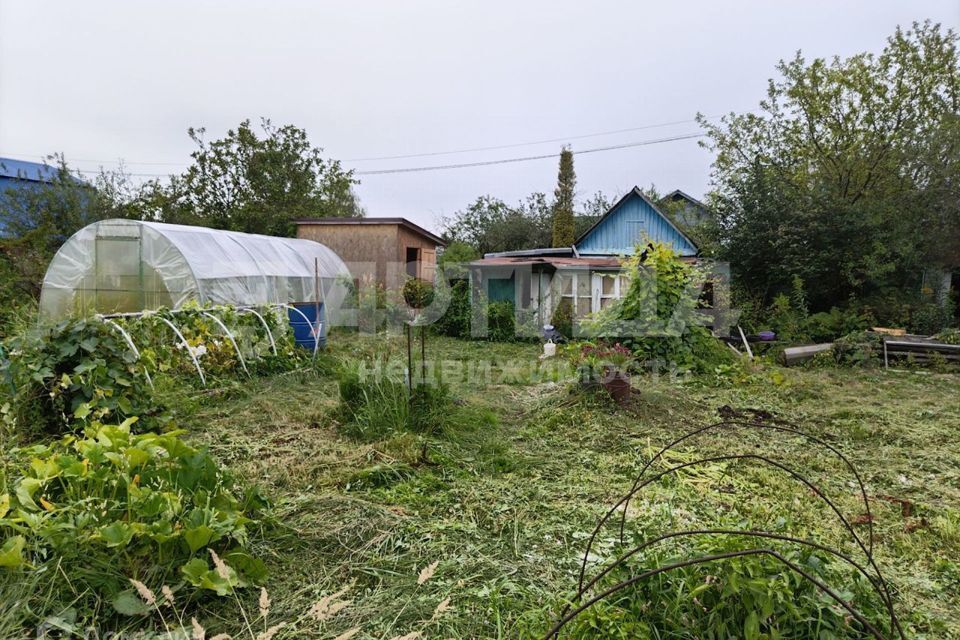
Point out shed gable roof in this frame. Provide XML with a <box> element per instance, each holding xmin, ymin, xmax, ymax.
<box><xmin>294</xmin><ymin>216</ymin><xmax>445</xmax><ymax>246</ymax></box>
<box><xmin>574</xmin><ymin>187</ymin><xmax>698</xmax><ymax>257</ymax></box>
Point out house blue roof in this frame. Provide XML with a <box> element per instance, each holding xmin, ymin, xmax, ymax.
<box><xmin>0</xmin><ymin>157</ymin><xmax>61</xmax><ymax>183</ymax></box>
<box><xmin>575</xmin><ymin>187</ymin><xmax>699</xmax><ymax>257</ymax></box>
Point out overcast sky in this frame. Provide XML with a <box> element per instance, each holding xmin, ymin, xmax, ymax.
<box><xmin>2</xmin><ymin>1</ymin><xmax>958</xmax><ymax>234</ymax></box>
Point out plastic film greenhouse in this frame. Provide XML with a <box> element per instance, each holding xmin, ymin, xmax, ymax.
<box><xmin>39</xmin><ymin>219</ymin><xmax>351</xmax><ymax>320</ymax></box>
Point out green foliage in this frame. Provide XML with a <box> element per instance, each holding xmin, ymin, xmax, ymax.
<box><xmin>2</xmin><ymin>318</ymin><xmax>167</xmax><ymax>437</ymax></box>
<box><xmin>934</xmin><ymin>327</ymin><xmax>960</xmax><ymax>344</ymax></box>
<box><xmin>442</xmin><ymin>193</ymin><xmax>554</xmax><ymax>255</ymax></box>
<box><xmin>402</xmin><ymin>278</ymin><xmax>435</xmax><ymax>309</ymax></box>
<box><xmin>551</xmin><ymin>148</ymin><xmax>576</xmax><ymax>247</ymax></box>
<box><xmin>909</xmin><ymin>299</ymin><xmax>955</xmax><ymax>335</ymax></box>
<box><xmin>442</xmin><ymin>190</ymin><xmax>613</xmax><ymax>255</ymax></box>
<box><xmin>551</xmin><ymin>298</ymin><xmax>574</xmax><ymax>339</ymax></box>
<box><xmin>560</xmin><ymin>541</ymin><xmax>886</xmax><ymax>639</ymax></box>
<box><xmin>831</xmin><ymin>331</ymin><xmax>885</xmax><ymax>367</ymax></box>
<box><xmin>702</xmin><ymin>21</ymin><xmax>960</xmax><ymax>311</ymax></box>
<box><xmin>433</xmin><ymin>279</ymin><xmax>472</xmax><ymax>338</ymax></box>
<box><xmin>585</xmin><ymin>243</ymin><xmax>732</xmax><ymax>373</ymax></box>
<box><xmin>138</xmin><ymin>119</ymin><xmax>362</xmax><ymax>236</ymax></box>
<box><xmin>337</xmin><ymin>366</ymin><xmax>452</xmax><ymax>441</ymax></box>
<box><xmin>487</xmin><ymin>301</ymin><xmax>517</xmax><ymax>342</ymax></box>
<box><xmin>0</xmin><ymin>419</ymin><xmax>265</xmax><ymax>620</ymax></box>
<box><xmin>125</xmin><ymin>305</ymin><xmax>303</xmax><ymax>383</ymax></box>
<box><xmin>437</xmin><ymin>241</ymin><xmax>480</xmax><ymax>276</ymax></box>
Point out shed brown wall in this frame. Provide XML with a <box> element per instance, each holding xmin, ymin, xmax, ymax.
<box><xmin>296</xmin><ymin>223</ymin><xmax>440</xmax><ymax>290</ymax></box>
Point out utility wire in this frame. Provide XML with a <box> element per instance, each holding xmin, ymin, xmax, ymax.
<box><xmin>344</xmin><ymin>115</ymin><xmax>718</xmax><ymax>161</ymax></box>
<box><xmin>1</xmin><ymin>114</ymin><xmax>720</xmax><ymax>170</ymax></box>
<box><xmin>20</xmin><ymin>131</ymin><xmax>706</xmax><ymax>178</ymax></box>
<box><xmin>354</xmin><ymin>132</ymin><xmax>706</xmax><ymax>175</ymax></box>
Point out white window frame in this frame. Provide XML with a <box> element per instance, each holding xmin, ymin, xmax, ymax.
<box><xmin>592</xmin><ymin>271</ymin><xmax>632</xmax><ymax>312</ymax></box>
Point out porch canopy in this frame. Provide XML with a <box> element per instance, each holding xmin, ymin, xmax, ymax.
<box><xmin>40</xmin><ymin>219</ymin><xmax>350</xmax><ymax>320</ymax></box>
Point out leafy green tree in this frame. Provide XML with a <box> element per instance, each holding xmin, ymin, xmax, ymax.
<box><xmin>700</xmin><ymin>21</ymin><xmax>960</xmax><ymax>310</ymax></box>
<box><xmin>575</xmin><ymin>191</ymin><xmax>611</xmax><ymax>238</ymax></box>
<box><xmin>442</xmin><ymin>194</ymin><xmax>552</xmax><ymax>254</ymax></box>
<box><xmin>147</xmin><ymin>119</ymin><xmax>362</xmax><ymax>236</ymax></box>
<box><xmin>551</xmin><ymin>147</ymin><xmax>576</xmax><ymax>247</ymax></box>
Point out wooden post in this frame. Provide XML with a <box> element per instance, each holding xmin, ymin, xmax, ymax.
<box><xmin>738</xmin><ymin>325</ymin><xmax>753</xmax><ymax>359</ymax></box>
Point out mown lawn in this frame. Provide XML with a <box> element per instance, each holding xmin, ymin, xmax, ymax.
<box><xmin>165</xmin><ymin>333</ymin><xmax>960</xmax><ymax>639</ymax></box>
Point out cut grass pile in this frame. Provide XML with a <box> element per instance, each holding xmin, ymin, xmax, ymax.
<box><xmin>177</xmin><ymin>334</ymin><xmax>960</xmax><ymax>639</ymax></box>
<box><xmin>2</xmin><ymin>332</ymin><xmax>958</xmax><ymax>638</ymax></box>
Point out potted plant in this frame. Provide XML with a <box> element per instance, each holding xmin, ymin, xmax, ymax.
<box><xmin>573</xmin><ymin>341</ymin><xmax>633</xmax><ymax>404</ymax></box>
<box><xmin>600</xmin><ymin>342</ymin><xmax>633</xmax><ymax>404</ymax></box>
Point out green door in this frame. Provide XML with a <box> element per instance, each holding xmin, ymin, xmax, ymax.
<box><xmin>487</xmin><ymin>274</ymin><xmax>515</xmax><ymax>304</ymax></box>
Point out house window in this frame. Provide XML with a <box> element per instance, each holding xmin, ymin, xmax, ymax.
<box><xmin>595</xmin><ymin>272</ymin><xmax>629</xmax><ymax>310</ymax></box>
<box><xmin>558</xmin><ymin>272</ymin><xmax>593</xmax><ymax>317</ymax></box>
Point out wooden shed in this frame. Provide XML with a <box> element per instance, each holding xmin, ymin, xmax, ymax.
<box><xmin>295</xmin><ymin>217</ymin><xmax>445</xmax><ymax>290</ymax></box>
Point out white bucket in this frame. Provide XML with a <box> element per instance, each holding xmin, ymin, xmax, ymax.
<box><xmin>543</xmin><ymin>341</ymin><xmax>557</xmax><ymax>358</ymax></box>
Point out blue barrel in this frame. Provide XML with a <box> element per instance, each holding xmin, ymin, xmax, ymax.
<box><xmin>288</xmin><ymin>303</ymin><xmax>326</xmax><ymax>350</ymax></box>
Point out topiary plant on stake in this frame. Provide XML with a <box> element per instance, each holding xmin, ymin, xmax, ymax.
<box><xmin>402</xmin><ymin>278</ymin><xmax>435</xmax><ymax>389</ymax></box>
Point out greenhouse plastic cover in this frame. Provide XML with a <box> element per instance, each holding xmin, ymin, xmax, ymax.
<box><xmin>40</xmin><ymin>219</ymin><xmax>351</xmax><ymax>320</ymax></box>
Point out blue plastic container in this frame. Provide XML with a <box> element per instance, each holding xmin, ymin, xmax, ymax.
<box><xmin>288</xmin><ymin>303</ymin><xmax>326</xmax><ymax>350</ymax></box>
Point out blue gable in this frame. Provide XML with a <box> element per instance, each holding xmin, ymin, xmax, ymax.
<box><xmin>574</xmin><ymin>187</ymin><xmax>698</xmax><ymax>257</ymax></box>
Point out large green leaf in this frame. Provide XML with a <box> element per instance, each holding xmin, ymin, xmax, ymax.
<box><xmin>99</xmin><ymin>521</ymin><xmax>135</xmax><ymax>547</ymax></box>
<box><xmin>15</xmin><ymin>478</ymin><xmax>43</xmax><ymax>511</ymax></box>
<box><xmin>0</xmin><ymin>535</ymin><xmax>26</xmax><ymax>568</ymax></box>
<box><xmin>183</xmin><ymin>525</ymin><xmax>217</xmax><ymax>552</ymax></box>
<box><xmin>181</xmin><ymin>557</ymin><xmax>239</xmax><ymax>596</ymax></box>
<box><xmin>112</xmin><ymin>590</ymin><xmax>151</xmax><ymax>616</ymax></box>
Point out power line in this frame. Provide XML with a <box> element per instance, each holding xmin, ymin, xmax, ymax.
<box><xmin>0</xmin><ymin>114</ymin><xmax>722</xmax><ymax>171</ymax></box>
<box><xmin>0</xmin><ymin>126</ymin><xmax>711</xmax><ymax>179</ymax></box>
<box><xmin>344</xmin><ymin>115</ymin><xmax>719</xmax><ymax>162</ymax></box>
<box><xmin>354</xmin><ymin>132</ymin><xmax>706</xmax><ymax>175</ymax></box>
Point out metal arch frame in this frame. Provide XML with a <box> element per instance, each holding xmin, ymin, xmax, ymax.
<box><xmin>282</xmin><ymin>303</ymin><xmax>321</xmax><ymax>356</ymax></box>
<box><xmin>200</xmin><ymin>310</ymin><xmax>250</xmax><ymax>376</ymax></box>
<box><xmin>155</xmin><ymin>316</ymin><xmax>206</xmax><ymax>386</ymax></box>
<box><xmin>572</xmin><ymin>529</ymin><xmax>892</xmax><ymax>618</ymax></box>
<box><xmin>576</xmin><ymin>419</ymin><xmax>877</xmax><ymax>593</ymax></box>
<box><xmin>96</xmin><ymin>315</ymin><xmax>154</xmax><ymax>389</ymax></box>
<box><xmin>563</xmin><ymin>413</ymin><xmax>907</xmax><ymax>640</ymax></box>
<box><xmin>576</xmin><ymin>452</ymin><xmax>902</xmax><ymax>638</ymax></box>
<box><xmin>545</xmin><ymin>547</ymin><xmax>889</xmax><ymax>640</ymax></box>
<box><xmin>240</xmin><ymin>307</ymin><xmax>277</xmax><ymax>356</ymax></box>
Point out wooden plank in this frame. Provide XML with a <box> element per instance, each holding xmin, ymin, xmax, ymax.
<box><xmin>738</xmin><ymin>326</ymin><xmax>753</xmax><ymax>359</ymax></box>
<box><xmin>782</xmin><ymin>343</ymin><xmax>833</xmax><ymax>366</ymax></box>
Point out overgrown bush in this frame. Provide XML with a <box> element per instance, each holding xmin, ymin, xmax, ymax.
<box><xmin>551</xmin><ymin>298</ymin><xmax>574</xmax><ymax>339</ymax></box>
<box><xmin>557</xmin><ymin>541</ymin><xmax>887</xmax><ymax>638</ymax></box>
<box><xmin>0</xmin><ymin>419</ymin><xmax>266</xmax><ymax>624</ymax></box>
<box><xmin>433</xmin><ymin>279</ymin><xmax>472</xmax><ymax>338</ymax></box>
<box><xmin>584</xmin><ymin>243</ymin><xmax>733</xmax><ymax>373</ymax></box>
<box><xmin>831</xmin><ymin>331</ymin><xmax>884</xmax><ymax>367</ymax></box>
<box><xmin>1</xmin><ymin>318</ymin><xmax>167</xmax><ymax>437</ymax></box>
<box><xmin>934</xmin><ymin>327</ymin><xmax>960</xmax><ymax>345</ymax></box>
<box><xmin>337</xmin><ymin>365</ymin><xmax>451</xmax><ymax>440</ymax></box>
<box><xmin>402</xmin><ymin>277</ymin><xmax>435</xmax><ymax>309</ymax></box>
<box><xmin>126</xmin><ymin>305</ymin><xmax>301</xmax><ymax>384</ymax></box>
<box><xmin>487</xmin><ymin>301</ymin><xmax>517</xmax><ymax>342</ymax></box>
<box><xmin>910</xmin><ymin>300</ymin><xmax>955</xmax><ymax>335</ymax></box>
